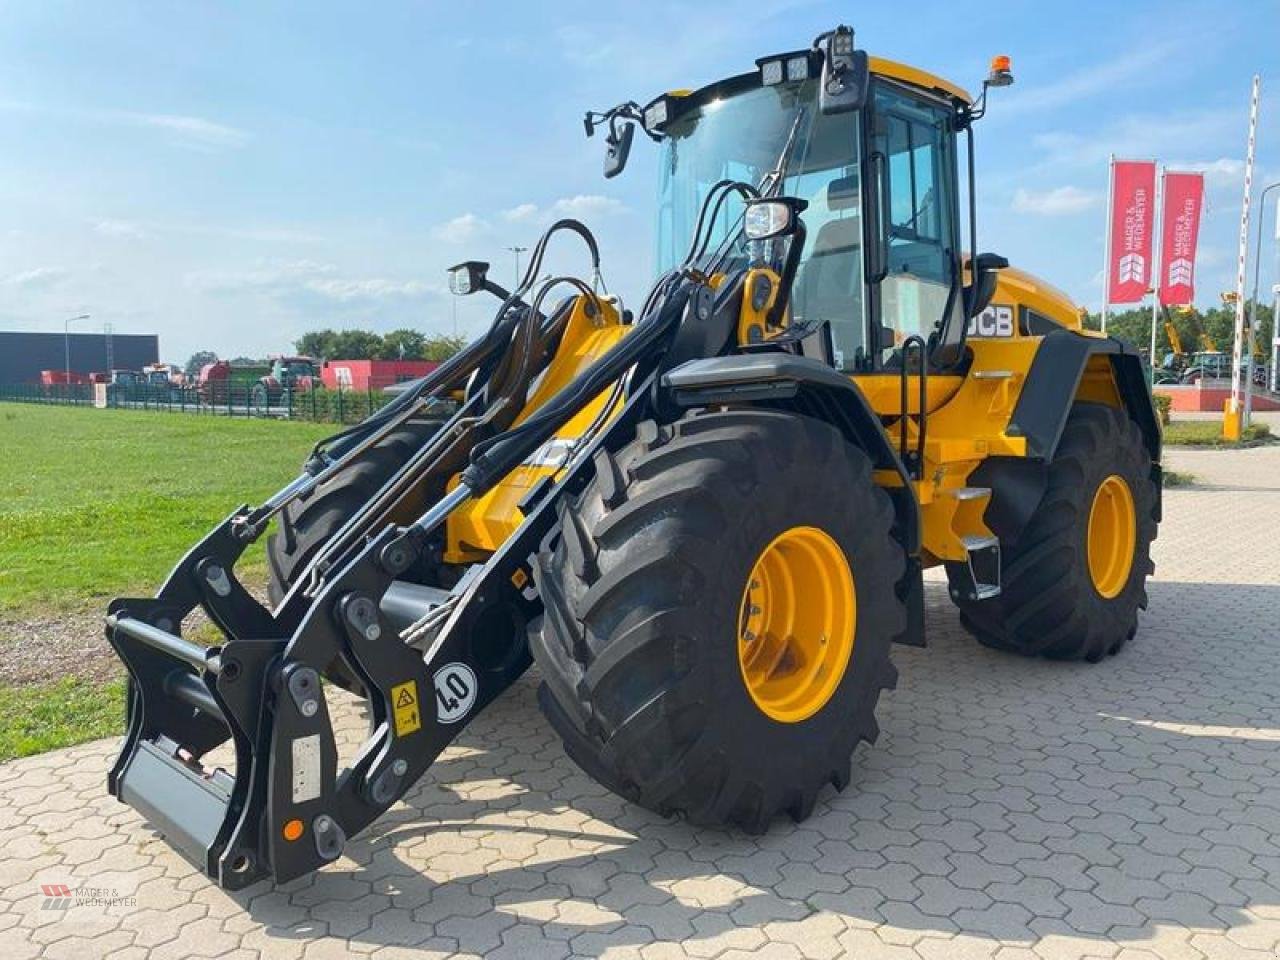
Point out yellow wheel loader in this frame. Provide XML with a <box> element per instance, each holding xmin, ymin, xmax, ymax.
<box><xmin>106</xmin><ymin>27</ymin><xmax>1161</xmax><ymax>889</ymax></box>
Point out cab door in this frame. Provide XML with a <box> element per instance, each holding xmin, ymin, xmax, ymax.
<box><xmin>865</xmin><ymin>80</ymin><xmax>964</xmax><ymax>372</ymax></box>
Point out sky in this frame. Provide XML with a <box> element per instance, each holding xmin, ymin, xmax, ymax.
<box><xmin>0</xmin><ymin>0</ymin><xmax>1277</xmax><ymax>363</ymax></box>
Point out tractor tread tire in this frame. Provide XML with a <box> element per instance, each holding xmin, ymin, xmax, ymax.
<box><xmin>949</xmin><ymin>402</ymin><xmax>1157</xmax><ymax>662</ymax></box>
<box><xmin>531</xmin><ymin>409</ymin><xmax>905</xmax><ymax>834</ymax></box>
<box><xmin>266</xmin><ymin>419</ymin><xmax>444</xmax><ymax>603</ymax></box>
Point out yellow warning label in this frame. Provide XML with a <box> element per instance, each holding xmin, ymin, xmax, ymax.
<box><xmin>391</xmin><ymin>680</ymin><xmax>422</xmax><ymax>736</ymax></box>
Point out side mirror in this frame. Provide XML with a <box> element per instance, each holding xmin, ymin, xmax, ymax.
<box><xmin>819</xmin><ymin>25</ymin><xmax>870</xmax><ymax>115</ymax></box>
<box><xmin>448</xmin><ymin>261</ymin><xmax>490</xmax><ymax>296</ymax></box>
<box><xmin>603</xmin><ymin>121</ymin><xmax>635</xmax><ymax>179</ymax></box>
<box><xmin>744</xmin><ymin>197</ymin><xmax>808</xmax><ymax>241</ymax></box>
<box><xmin>965</xmin><ymin>252</ymin><xmax>1009</xmax><ymax>318</ymax></box>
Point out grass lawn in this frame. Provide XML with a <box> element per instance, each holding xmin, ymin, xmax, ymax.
<box><xmin>0</xmin><ymin>404</ymin><xmax>332</xmax><ymax>616</ymax></box>
<box><xmin>1163</xmin><ymin>419</ymin><xmax>1273</xmax><ymax>447</ymax></box>
<box><xmin>0</xmin><ymin>677</ymin><xmax>126</xmax><ymax>761</ymax></box>
<box><xmin>0</xmin><ymin>404</ymin><xmax>334</xmax><ymax>760</ymax></box>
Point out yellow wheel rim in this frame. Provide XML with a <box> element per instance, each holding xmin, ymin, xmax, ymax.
<box><xmin>737</xmin><ymin>526</ymin><xmax>856</xmax><ymax>724</ymax></box>
<box><xmin>1087</xmin><ymin>475</ymin><xmax>1136</xmax><ymax>599</ymax></box>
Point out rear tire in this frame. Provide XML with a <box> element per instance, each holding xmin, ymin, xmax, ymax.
<box><xmin>948</xmin><ymin>402</ymin><xmax>1157</xmax><ymax>661</ymax></box>
<box><xmin>531</xmin><ymin>409</ymin><xmax>905</xmax><ymax>832</ymax></box>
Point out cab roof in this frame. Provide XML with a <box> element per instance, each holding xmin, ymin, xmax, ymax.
<box><xmin>663</xmin><ymin>53</ymin><xmax>972</xmax><ymax>115</ymax></box>
<box><xmin>867</xmin><ymin>56</ymin><xmax>972</xmax><ymax>105</ymax></box>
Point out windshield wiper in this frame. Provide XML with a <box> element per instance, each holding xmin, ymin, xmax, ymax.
<box><xmin>759</xmin><ymin>105</ymin><xmax>808</xmax><ymax>197</ymax></box>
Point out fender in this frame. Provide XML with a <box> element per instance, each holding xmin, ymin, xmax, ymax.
<box><xmin>1008</xmin><ymin>328</ymin><xmax>1161</xmax><ymax>462</ymax></box>
<box><xmin>660</xmin><ymin>352</ymin><xmax>919</xmax><ymax>554</ymax></box>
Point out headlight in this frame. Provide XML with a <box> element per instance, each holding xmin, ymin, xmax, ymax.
<box><xmin>759</xmin><ymin>58</ymin><xmax>784</xmax><ymax>86</ymax></box>
<box><xmin>643</xmin><ymin>97</ymin><xmax>669</xmax><ymax>129</ymax></box>
<box><xmin>786</xmin><ymin>54</ymin><xmax>811</xmax><ymax>81</ymax></box>
<box><xmin>447</xmin><ymin>261</ymin><xmax>489</xmax><ymax>296</ymax></box>
<box><xmin>744</xmin><ymin>201</ymin><xmax>792</xmax><ymax>241</ymax></box>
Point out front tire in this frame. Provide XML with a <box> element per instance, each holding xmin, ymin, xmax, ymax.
<box><xmin>949</xmin><ymin>402</ymin><xmax>1158</xmax><ymax>661</ymax></box>
<box><xmin>531</xmin><ymin>410</ymin><xmax>905</xmax><ymax>832</ymax></box>
<box><xmin>266</xmin><ymin>419</ymin><xmax>444</xmax><ymax>603</ymax></box>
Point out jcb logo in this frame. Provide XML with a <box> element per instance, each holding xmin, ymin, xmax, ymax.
<box><xmin>967</xmin><ymin>304</ymin><xmax>1014</xmax><ymax>338</ymax></box>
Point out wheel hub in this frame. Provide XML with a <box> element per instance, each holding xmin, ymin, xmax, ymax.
<box><xmin>738</xmin><ymin>526</ymin><xmax>856</xmax><ymax>723</ymax></box>
<box><xmin>1087</xmin><ymin>474</ymin><xmax>1136</xmax><ymax>599</ymax></box>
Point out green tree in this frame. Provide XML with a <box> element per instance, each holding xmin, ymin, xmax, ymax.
<box><xmin>330</xmin><ymin>330</ymin><xmax>384</xmax><ymax>360</ymax></box>
<box><xmin>377</xmin><ymin>328</ymin><xmax>427</xmax><ymax>360</ymax></box>
<box><xmin>422</xmin><ymin>334</ymin><xmax>466</xmax><ymax>361</ymax></box>
<box><xmin>184</xmin><ymin>350</ymin><xmax>218</xmax><ymax>376</ymax></box>
<box><xmin>295</xmin><ymin>329</ymin><xmax>340</xmax><ymax>359</ymax></box>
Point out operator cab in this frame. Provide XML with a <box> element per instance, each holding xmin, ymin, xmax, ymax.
<box><xmin>593</xmin><ymin>28</ymin><xmax>1008</xmax><ymax>380</ymax></box>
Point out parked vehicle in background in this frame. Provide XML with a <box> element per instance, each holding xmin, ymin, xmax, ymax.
<box><xmin>39</xmin><ymin>369</ymin><xmax>90</xmax><ymax>386</ymax></box>
<box><xmin>251</xmin><ymin>356</ymin><xmax>320</xmax><ymax>408</ymax></box>
<box><xmin>109</xmin><ymin>369</ymin><xmax>144</xmax><ymax>388</ymax></box>
<box><xmin>143</xmin><ymin>363</ymin><xmax>184</xmax><ymax>386</ymax></box>
<box><xmin>1180</xmin><ymin>350</ymin><xmax>1269</xmax><ymax>387</ymax></box>
<box><xmin>320</xmin><ymin>358</ymin><xmax>440</xmax><ymax>392</ymax></box>
<box><xmin>198</xmin><ymin>359</ymin><xmax>270</xmax><ymax>403</ymax></box>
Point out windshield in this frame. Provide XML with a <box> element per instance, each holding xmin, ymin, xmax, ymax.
<box><xmin>655</xmin><ymin>81</ymin><xmax>871</xmax><ymax>371</ymax></box>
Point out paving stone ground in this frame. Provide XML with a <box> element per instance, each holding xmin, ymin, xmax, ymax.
<box><xmin>2</xmin><ymin>443</ymin><xmax>1278</xmax><ymax>959</ymax></box>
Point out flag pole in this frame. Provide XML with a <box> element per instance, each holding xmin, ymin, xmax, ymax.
<box><xmin>1102</xmin><ymin>153</ymin><xmax>1115</xmax><ymax>334</ymax></box>
<box><xmin>1226</xmin><ymin>74</ymin><xmax>1260</xmax><ymax>439</ymax></box>
<box><xmin>1149</xmin><ymin>166</ymin><xmax>1163</xmax><ymax>385</ymax></box>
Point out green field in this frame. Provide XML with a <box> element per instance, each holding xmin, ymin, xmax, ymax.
<box><xmin>0</xmin><ymin>405</ymin><xmax>335</xmax><ymax>759</ymax></box>
<box><xmin>0</xmin><ymin>405</ymin><xmax>332</xmax><ymax>616</ymax></box>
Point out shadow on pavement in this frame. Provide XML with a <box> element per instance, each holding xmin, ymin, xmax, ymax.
<box><xmin>230</xmin><ymin>580</ymin><xmax>1280</xmax><ymax>956</ymax></box>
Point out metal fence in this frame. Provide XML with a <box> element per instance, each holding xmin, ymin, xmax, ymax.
<box><xmin>0</xmin><ymin>382</ymin><xmax>396</xmax><ymax>425</ymax></box>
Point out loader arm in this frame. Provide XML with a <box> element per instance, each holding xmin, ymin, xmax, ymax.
<box><xmin>105</xmin><ymin>217</ymin><xmax>701</xmax><ymax>888</ymax></box>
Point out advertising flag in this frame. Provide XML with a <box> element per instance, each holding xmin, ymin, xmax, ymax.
<box><xmin>1158</xmin><ymin>172</ymin><xmax>1205</xmax><ymax>305</ymax></box>
<box><xmin>1106</xmin><ymin>160</ymin><xmax>1157</xmax><ymax>303</ymax></box>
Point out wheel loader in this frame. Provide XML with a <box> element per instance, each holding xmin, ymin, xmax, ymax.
<box><xmin>105</xmin><ymin>26</ymin><xmax>1161</xmax><ymax>890</ymax></box>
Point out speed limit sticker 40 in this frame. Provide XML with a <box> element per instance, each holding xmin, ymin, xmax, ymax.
<box><xmin>433</xmin><ymin>663</ymin><xmax>478</xmax><ymax>724</ymax></box>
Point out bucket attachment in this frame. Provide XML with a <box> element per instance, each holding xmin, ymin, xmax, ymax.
<box><xmin>107</xmin><ymin>511</ymin><xmax>535</xmax><ymax>889</ymax></box>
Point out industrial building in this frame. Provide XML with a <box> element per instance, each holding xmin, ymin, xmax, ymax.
<box><xmin>0</xmin><ymin>330</ymin><xmax>159</xmax><ymax>383</ymax></box>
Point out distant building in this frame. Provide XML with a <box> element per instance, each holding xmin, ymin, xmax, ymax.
<box><xmin>320</xmin><ymin>359</ymin><xmax>439</xmax><ymax>391</ymax></box>
<box><xmin>0</xmin><ymin>331</ymin><xmax>159</xmax><ymax>384</ymax></box>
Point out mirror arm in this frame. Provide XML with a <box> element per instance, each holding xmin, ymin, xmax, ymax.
<box><xmin>766</xmin><ymin>220</ymin><xmax>807</xmax><ymax>329</ymax></box>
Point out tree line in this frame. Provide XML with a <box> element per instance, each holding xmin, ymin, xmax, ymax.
<box><xmin>183</xmin><ymin>329</ymin><xmax>466</xmax><ymax>376</ymax></box>
<box><xmin>1081</xmin><ymin>299</ymin><xmax>1275</xmax><ymax>363</ymax></box>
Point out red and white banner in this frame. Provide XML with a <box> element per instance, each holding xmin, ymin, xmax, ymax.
<box><xmin>1158</xmin><ymin>172</ymin><xmax>1205</xmax><ymax>305</ymax></box>
<box><xmin>1106</xmin><ymin>160</ymin><xmax>1157</xmax><ymax>303</ymax></box>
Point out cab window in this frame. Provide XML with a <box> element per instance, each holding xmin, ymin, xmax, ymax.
<box><xmin>872</xmin><ymin>83</ymin><xmax>960</xmax><ymax>367</ymax></box>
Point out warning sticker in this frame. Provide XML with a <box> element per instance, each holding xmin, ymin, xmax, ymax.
<box><xmin>291</xmin><ymin>734</ymin><xmax>321</xmax><ymax>803</ymax></box>
<box><xmin>390</xmin><ymin>680</ymin><xmax>422</xmax><ymax>737</ymax></box>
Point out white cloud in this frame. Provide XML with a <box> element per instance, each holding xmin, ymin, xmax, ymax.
<box><xmin>0</xmin><ymin>98</ymin><xmax>248</xmax><ymax>150</ymax></box>
<box><xmin>186</xmin><ymin>259</ymin><xmax>439</xmax><ymax>304</ymax></box>
<box><xmin>500</xmin><ymin>195</ymin><xmax>629</xmax><ymax>226</ymax></box>
<box><xmin>2</xmin><ymin>266</ymin><xmax>69</xmax><ymax>288</ymax></box>
<box><xmin>1012</xmin><ymin>186</ymin><xmax>1099</xmax><ymax>215</ymax></box>
<box><xmin>550</xmin><ymin>194</ymin><xmax>627</xmax><ymax>218</ymax></box>
<box><xmin>432</xmin><ymin>213</ymin><xmax>487</xmax><ymax>244</ymax></box>
<box><xmin>93</xmin><ymin>218</ymin><xmax>147</xmax><ymax>239</ymax></box>
<box><xmin>502</xmin><ymin>203</ymin><xmax>539</xmax><ymax>223</ymax></box>
<box><xmin>121</xmin><ymin>112</ymin><xmax>249</xmax><ymax>149</ymax></box>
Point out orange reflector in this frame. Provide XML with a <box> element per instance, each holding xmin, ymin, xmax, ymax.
<box><xmin>991</xmin><ymin>55</ymin><xmax>1011</xmax><ymax>72</ymax></box>
<box><xmin>282</xmin><ymin>819</ymin><xmax>305</xmax><ymax>842</ymax></box>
